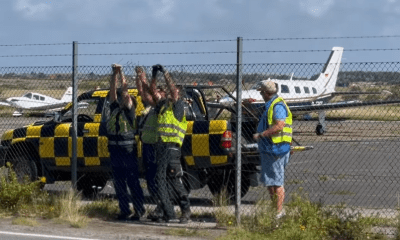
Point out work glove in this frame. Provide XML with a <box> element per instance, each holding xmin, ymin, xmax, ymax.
<box><xmin>152</xmin><ymin>64</ymin><xmax>165</xmax><ymax>75</ymax></box>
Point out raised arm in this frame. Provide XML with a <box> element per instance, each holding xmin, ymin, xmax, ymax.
<box><xmin>135</xmin><ymin>66</ymin><xmax>156</xmax><ymax>106</ymax></box>
<box><xmin>109</xmin><ymin>64</ymin><xmax>119</xmax><ymax>103</ymax></box>
<box><xmin>119</xmin><ymin>65</ymin><xmax>133</xmax><ymax>109</ymax></box>
<box><xmin>153</xmin><ymin>64</ymin><xmax>179</xmax><ymax>103</ymax></box>
<box><xmin>148</xmin><ymin>65</ymin><xmax>166</xmax><ymax>104</ymax></box>
<box><xmin>163</xmin><ymin>69</ymin><xmax>179</xmax><ymax>103</ymax></box>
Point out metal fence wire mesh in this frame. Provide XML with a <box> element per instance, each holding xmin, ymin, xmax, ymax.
<box><xmin>0</xmin><ymin>62</ymin><xmax>400</xmax><ymax>224</ymax></box>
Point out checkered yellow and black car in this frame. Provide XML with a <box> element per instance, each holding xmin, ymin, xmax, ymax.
<box><xmin>0</xmin><ymin>86</ymin><xmax>250</xmax><ymax>198</ymax></box>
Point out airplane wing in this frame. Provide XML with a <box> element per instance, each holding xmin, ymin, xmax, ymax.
<box><xmin>289</xmin><ymin>99</ymin><xmax>400</xmax><ymax>112</ymax></box>
<box><xmin>331</xmin><ymin>91</ymin><xmax>382</xmax><ymax>96</ymax></box>
<box><xmin>25</xmin><ymin>102</ymin><xmax>70</xmax><ymax>111</ymax></box>
<box><xmin>210</xmin><ymin>99</ymin><xmax>400</xmax><ymax>119</ymax></box>
<box><xmin>0</xmin><ymin>101</ymin><xmax>13</xmax><ymax>107</ymax></box>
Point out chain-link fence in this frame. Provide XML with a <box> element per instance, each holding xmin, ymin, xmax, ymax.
<box><xmin>1</xmin><ymin>54</ymin><xmax>400</xmax><ymax>227</ymax></box>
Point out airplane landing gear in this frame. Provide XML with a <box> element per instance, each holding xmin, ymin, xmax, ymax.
<box><xmin>316</xmin><ymin>111</ymin><xmax>326</xmax><ymax>135</ymax></box>
<box><xmin>316</xmin><ymin>124</ymin><xmax>325</xmax><ymax>135</ymax></box>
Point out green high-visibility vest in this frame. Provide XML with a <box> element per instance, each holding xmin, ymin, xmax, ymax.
<box><xmin>267</xmin><ymin>97</ymin><xmax>293</xmax><ymax>144</ymax></box>
<box><xmin>158</xmin><ymin>102</ymin><xmax>188</xmax><ymax>147</ymax></box>
<box><xmin>140</xmin><ymin>108</ymin><xmax>159</xmax><ymax>144</ymax></box>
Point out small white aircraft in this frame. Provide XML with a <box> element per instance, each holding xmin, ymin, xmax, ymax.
<box><xmin>218</xmin><ymin>47</ymin><xmax>400</xmax><ymax>135</ymax></box>
<box><xmin>0</xmin><ymin>87</ymin><xmax>73</xmax><ymax>117</ymax></box>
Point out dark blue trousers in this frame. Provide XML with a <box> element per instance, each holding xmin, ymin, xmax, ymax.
<box><xmin>142</xmin><ymin>143</ymin><xmax>157</xmax><ymax>203</ymax></box>
<box><xmin>109</xmin><ymin>146</ymin><xmax>145</xmax><ymax>216</ymax></box>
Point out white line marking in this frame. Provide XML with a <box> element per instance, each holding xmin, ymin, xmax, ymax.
<box><xmin>0</xmin><ymin>231</ymin><xmax>100</xmax><ymax>240</ymax></box>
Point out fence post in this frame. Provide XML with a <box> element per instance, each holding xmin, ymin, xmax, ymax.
<box><xmin>71</xmin><ymin>41</ymin><xmax>78</xmax><ymax>190</ymax></box>
<box><xmin>235</xmin><ymin>37</ymin><xmax>243</xmax><ymax>224</ymax></box>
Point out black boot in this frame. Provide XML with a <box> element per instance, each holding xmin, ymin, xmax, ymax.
<box><xmin>131</xmin><ymin>209</ymin><xmax>145</xmax><ymax>221</ymax></box>
<box><xmin>179</xmin><ymin>208</ymin><xmax>191</xmax><ymax>224</ymax></box>
<box><xmin>147</xmin><ymin>206</ymin><xmax>164</xmax><ymax>222</ymax></box>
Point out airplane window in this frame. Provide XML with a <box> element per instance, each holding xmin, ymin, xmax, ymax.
<box><xmin>295</xmin><ymin>87</ymin><xmax>301</xmax><ymax>94</ymax></box>
<box><xmin>304</xmin><ymin>87</ymin><xmax>310</xmax><ymax>94</ymax></box>
<box><xmin>281</xmin><ymin>85</ymin><xmax>289</xmax><ymax>93</ymax></box>
<box><xmin>250</xmin><ymin>82</ymin><xmax>262</xmax><ymax>90</ymax></box>
<box><xmin>312</xmin><ymin>88</ymin><xmax>317</xmax><ymax>94</ymax></box>
<box><xmin>23</xmin><ymin>93</ymin><xmax>32</xmax><ymax>99</ymax></box>
<box><xmin>40</xmin><ymin>96</ymin><xmax>45</xmax><ymax>101</ymax></box>
<box><xmin>33</xmin><ymin>95</ymin><xmax>39</xmax><ymax>100</ymax></box>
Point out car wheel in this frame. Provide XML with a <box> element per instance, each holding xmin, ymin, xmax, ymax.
<box><xmin>76</xmin><ymin>175</ymin><xmax>108</xmax><ymax>198</ymax></box>
<box><xmin>10</xmin><ymin>152</ymin><xmax>38</xmax><ymax>184</ymax></box>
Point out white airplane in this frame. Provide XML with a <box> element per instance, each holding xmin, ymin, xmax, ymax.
<box><xmin>0</xmin><ymin>87</ymin><xmax>73</xmax><ymax>117</ymax></box>
<box><xmin>217</xmin><ymin>46</ymin><xmax>400</xmax><ymax>135</ymax></box>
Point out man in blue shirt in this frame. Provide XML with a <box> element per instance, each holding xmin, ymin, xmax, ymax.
<box><xmin>253</xmin><ymin>80</ymin><xmax>293</xmax><ymax>219</ymax></box>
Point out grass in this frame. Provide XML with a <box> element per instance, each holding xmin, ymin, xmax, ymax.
<box><xmin>329</xmin><ymin>190</ymin><xmax>356</xmax><ymax>196</ymax></box>
<box><xmin>318</xmin><ymin>175</ymin><xmax>329</xmax><ymax>182</ymax></box>
<box><xmin>12</xmin><ymin>217</ymin><xmax>39</xmax><ymax>226</ymax></box>
<box><xmin>216</xmin><ymin>188</ymin><xmax>389</xmax><ymax>240</ymax></box>
<box><xmin>0</xmin><ymin>164</ymin><xmax>397</xmax><ymax>239</ymax></box>
<box><xmin>81</xmin><ymin>198</ymin><xmax>119</xmax><ymax>220</ymax></box>
<box><xmin>286</xmin><ymin>179</ymin><xmax>304</xmax><ymax>185</ymax></box>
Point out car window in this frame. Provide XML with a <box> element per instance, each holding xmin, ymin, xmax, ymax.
<box><xmin>62</xmin><ymin>98</ymin><xmax>99</xmax><ymax>122</ymax></box>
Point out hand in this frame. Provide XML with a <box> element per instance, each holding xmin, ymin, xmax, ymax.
<box><xmin>253</xmin><ymin>133</ymin><xmax>262</xmax><ymax>141</ymax></box>
<box><xmin>152</xmin><ymin>65</ymin><xmax>159</xmax><ymax>78</ymax></box>
<box><xmin>135</xmin><ymin>66</ymin><xmax>145</xmax><ymax>76</ymax></box>
<box><xmin>153</xmin><ymin>64</ymin><xmax>165</xmax><ymax>73</ymax></box>
<box><xmin>135</xmin><ymin>66</ymin><xmax>144</xmax><ymax>73</ymax></box>
<box><xmin>112</xmin><ymin>63</ymin><xmax>122</xmax><ymax>73</ymax></box>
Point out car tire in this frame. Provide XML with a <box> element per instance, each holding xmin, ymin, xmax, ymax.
<box><xmin>76</xmin><ymin>175</ymin><xmax>108</xmax><ymax>198</ymax></box>
<box><xmin>10</xmin><ymin>152</ymin><xmax>38</xmax><ymax>184</ymax></box>
<box><xmin>207</xmin><ymin>170</ymin><xmax>250</xmax><ymax>204</ymax></box>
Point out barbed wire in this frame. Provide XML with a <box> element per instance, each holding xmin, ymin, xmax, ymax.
<box><xmin>244</xmin><ymin>35</ymin><xmax>400</xmax><ymax>41</ymax></box>
<box><xmin>2</xmin><ymin>48</ymin><xmax>400</xmax><ymax>58</ymax></box>
<box><xmin>78</xmin><ymin>39</ymin><xmax>236</xmax><ymax>45</ymax></box>
<box><xmin>0</xmin><ymin>43</ymin><xmax>71</xmax><ymax>47</ymax></box>
<box><xmin>2</xmin><ymin>35</ymin><xmax>400</xmax><ymax>47</ymax></box>
<box><xmin>0</xmin><ymin>54</ymin><xmax>71</xmax><ymax>57</ymax></box>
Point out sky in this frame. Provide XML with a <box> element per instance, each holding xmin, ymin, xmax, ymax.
<box><xmin>1</xmin><ymin>0</ymin><xmax>400</xmax><ymax>67</ymax></box>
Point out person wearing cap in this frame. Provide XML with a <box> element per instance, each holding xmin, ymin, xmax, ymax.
<box><xmin>137</xmin><ymin>64</ymin><xmax>191</xmax><ymax>224</ymax></box>
<box><xmin>135</xmin><ymin>66</ymin><xmax>166</xmax><ymax>221</ymax></box>
<box><xmin>106</xmin><ymin>64</ymin><xmax>145</xmax><ymax>221</ymax></box>
<box><xmin>253</xmin><ymin>80</ymin><xmax>292</xmax><ymax>219</ymax></box>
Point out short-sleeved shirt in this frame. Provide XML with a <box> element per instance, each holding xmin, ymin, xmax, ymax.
<box><xmin>257</xmin><ymin>95</ymin><xmax>290</xmax><ymax>157</ymax></box>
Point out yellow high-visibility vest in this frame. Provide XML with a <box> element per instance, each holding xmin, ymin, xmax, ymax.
<box><xmin>140</xmin><ymin>108</ymin><xmax>159</xmax><ymax>144</ymax></box>
<box><xmin>158</xmin><ymin>102</ymin><xmax>188</xmax><ymax>147</ymax></box>
<box><xmin>267</xmin><ymin>97</ymin><xmax>292</xmax><ymax>144</ymax></box>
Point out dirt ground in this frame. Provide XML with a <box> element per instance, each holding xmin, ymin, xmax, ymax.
<box><xmin>0</xmin><ymin>216</ymin><xmax>227</xmax><ymax>240</ymax></box>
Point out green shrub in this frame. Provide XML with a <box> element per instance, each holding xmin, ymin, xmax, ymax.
<box><xmin>218</xmin><ymin>188</ymin><xmax>388</xmax><ymax>240</ymax></box>
<box><xmin>0</xmin><ymin>165</ymin><xmax>43</xmax><ymax>210</ymax></box>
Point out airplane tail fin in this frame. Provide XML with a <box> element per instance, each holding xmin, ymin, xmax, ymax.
<box><xmin>315</xmin><ymin>47</ymin><xmax>343</xmax><ymax>93</ymax></box>
<box><xmin>60</xmin><ymin>87</ymin><xmax>73</xmax><ymax>102</ymax></box>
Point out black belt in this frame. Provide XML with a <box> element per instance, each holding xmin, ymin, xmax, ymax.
<box><xmin>108</xmin><ymin>140</ymin><xmax>136</xmax><ymax>145</ymax></box>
